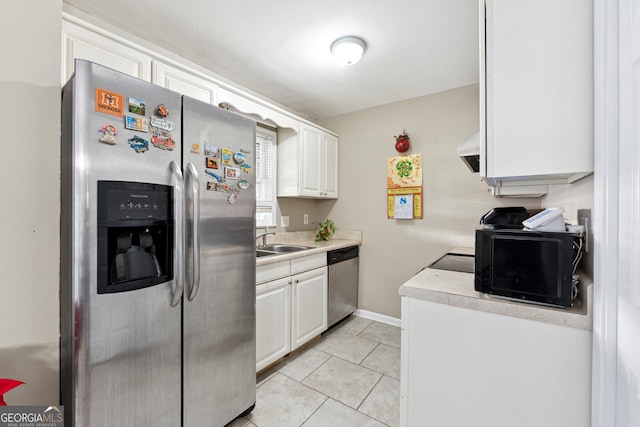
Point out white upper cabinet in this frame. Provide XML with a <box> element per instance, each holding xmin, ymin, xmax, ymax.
<box><xmin>61</xmin><ymin>15</ymin><xmax>341</xmax><ymax>201</ymax></box>
<box><xmin>322</xmin><ymin>132</ymin><xmax>339</xmax><ymax>198</ymax></box>
<box><xmin>278</xmin><ymin>123</ymin><xmax>339</xmax><ymax>199</ymax></box>
<box><xmin>217</xmin><ymin>87</ymin><xmax>299</xmax><ymax>129</ymax></box>
<box><xmin>481</xmin><ymin>0</ymin><xmax>593</xmax><ymax>189</ymax></box>
<box><xmin>152</xmin><ymin>61</ymin><xmax>218</xmax><ymax>105</ymax></box>
<box><xmin>299</xmin><ymin>124</ymin><xmax>323</xmax><ymax>196</ymax></box>
<box><xmin>61</xmin><ymin>20</ymin><xmax>152</xmax><ymax>84</ymax></box>
<box><xmin>217</xmin><ymin>89</ymin><xmax>340</xmax><ymax>200</ymax></box>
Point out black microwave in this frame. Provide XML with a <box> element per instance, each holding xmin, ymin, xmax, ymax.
<box><xmin>474</xmin><ymin>228</ymin><xmax>578</xmax><ymax>307</ymax></box>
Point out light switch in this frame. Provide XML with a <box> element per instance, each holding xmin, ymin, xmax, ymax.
<box><xmin>280</xmin><ymin>216</ymin><xmax>289</xmax><ymax>227</ymax></box>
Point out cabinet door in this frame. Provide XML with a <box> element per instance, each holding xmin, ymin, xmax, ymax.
<box><xmin>299</xmin><ymin>124</ymin><xmax>323</xmax><ymax>197</ymax></box>
<box><xmin>278</xmin><ymin>123</ymin><xmax>340</xmax><ymax>199</ymax></box>
<box><xmin>256</xmin><ymin>278</ymin><xmax>291</xmax><ymax>372</ymax></box>
<box><xmin>401</xmin><ymin>297</ymin><xmax>592</xmax><ymax>427</ymax></box>
<box><xmin>483</xmin><ymin>0</ymin><xmax>592</xmax><ymax>181</ymax></box>
<box><xmin>291</xmin><ymin>267</ymin><xmax>328</xmax><ymax>350</ymax></box>
<box><xmin>322</xmin><ymin>132</ymin><xmax>339</xmax><ymax>198</ymax></box>
<box><xmin>217</xmin><ymin>87</ymin><xmax>299</xmax><ymax>129</ymax></box>
<box><xmin>152</xmin><ymin>61</ymin><xmax>218</xmax><ymax>105</ymax></box>
<box><xmin>62</xmin><ymin>21</ymin><xmax>152</xmax><ymax>84</ymax></box>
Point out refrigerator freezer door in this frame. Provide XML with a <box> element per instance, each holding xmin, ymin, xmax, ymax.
<box><xmin>61</xmin><ymin>60</ymin><xmax>182</xmax><ymax>427</ymax></box>
<box><xmin>181</xmin><ymin>96</ymin><xmax>257</xmax><ymax>426</ymax></box>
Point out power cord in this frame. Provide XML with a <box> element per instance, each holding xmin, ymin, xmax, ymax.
<box><xmin>571</xmin><ymin>234</ymin><xmax>584</xmax><ymax>301</ymax></box>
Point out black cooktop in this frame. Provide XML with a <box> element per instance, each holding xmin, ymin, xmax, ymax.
<box><xmin>427</xmin><ymin>253</ymin><xmax>475</xmax><ymax>274</ymax></box>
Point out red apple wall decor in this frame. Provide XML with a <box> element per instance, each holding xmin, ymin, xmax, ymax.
<box><xmin>0</xmin><ymin>378</ymin><xmax>24</xmax><ymax>406</ymax></box>
<box><xmin>394</xmin><ymin>130</ymin><xmax>410</xmax><ymax>153</ymax></box>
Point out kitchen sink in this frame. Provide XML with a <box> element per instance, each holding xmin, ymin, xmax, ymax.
<box><xmin>258</xmin><ymin>244</ymin><xmax>313</xmax><ymax>253</ymax></box>
<box><xmin>256</xmin><ymin>250</ymin><xmax>277</xmax><ymax>258</ymax></box>
<box><xmin>256</xmin><ymin>244</ymin><xmax>314</xmax><ymax>257</ymax></box>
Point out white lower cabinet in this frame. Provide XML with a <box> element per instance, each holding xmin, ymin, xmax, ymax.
<box><xmin>400</xmin><ymin>297</ymin><xmax>592</xmax><ymax>427</ymax></box>
<box><xmin>256</xmin><ymin>277</ymin><xmax>291</xmax><ymax>372</ymax></box>
<box><xmin>291</xmin><ymin>267</ymin><xmax>328</xmax><ymax>350</ymax></box>
<box><xmin>255</xmin><ymin>256</ymin><xmax>328</xmax><ymax>372</ymax></box>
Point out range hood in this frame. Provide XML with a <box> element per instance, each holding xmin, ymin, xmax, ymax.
<box><xmin>457</xmin><ymin>131</ymin><xmax>480</xmax><ymax>173</ymax></box>
<box><xmin>456</xmin><ymin>132</ymin><xmax>549</xmax><ymax>197</ymax></box>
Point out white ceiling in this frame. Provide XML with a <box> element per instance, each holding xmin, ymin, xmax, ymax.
<box><xmin>64</xmin><ymin>0</ymin><xmax>479</xmax><ymax>121</ymax></box>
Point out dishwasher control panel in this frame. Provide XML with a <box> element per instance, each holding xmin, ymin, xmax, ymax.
<box><xmin>327</xmin><ymin>245</ymin><xmax>359</xmax><ymax>264</ymax></box>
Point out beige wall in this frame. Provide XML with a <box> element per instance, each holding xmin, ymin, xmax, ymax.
<box><xmin>543</xmin><ymin>175</ymin><xmax>594</xmax><ymax>224</ymax></box>
<box><xmin>0</xmin><ymin>1</ymin><xmax>62</xmax><ymax>404</ymax></box>
<box><xmin>319</xmin><ymin>85</ymin><xmax>543</xmax><ymax>319</ymax></box>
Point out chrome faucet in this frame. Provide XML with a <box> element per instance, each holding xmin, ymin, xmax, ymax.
<box><xmin>256</xmin><ymin>229</ymin><xmax>276</xmax><ymax>247</ymax></box>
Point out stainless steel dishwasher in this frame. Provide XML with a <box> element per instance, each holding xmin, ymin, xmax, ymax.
<box><xmin>327</xmin><ymin>246</ymin><xmax>359</xmax><ymax>328</ymax></box>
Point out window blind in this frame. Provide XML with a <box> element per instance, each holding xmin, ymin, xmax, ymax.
<box><xmin>255</xmin><ymin>130</ymin><xmax>275</xmax><ymax>226</ymax></box>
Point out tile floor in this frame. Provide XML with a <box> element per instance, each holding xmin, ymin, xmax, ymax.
<box><xmin>229</xmin><ymin>316</ymin><xmax>401</xmax><ymax>427</ymax></box>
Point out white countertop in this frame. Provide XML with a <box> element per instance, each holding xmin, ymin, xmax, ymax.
<box><xmin>256</xmin><ymin>230</ymin><xmax>361</xmax><ymax>266</ymax></box>
<box><xmin>399</xmin><ymin>247</ymin><xmax>593</xmax><ymax>330</ymax></box>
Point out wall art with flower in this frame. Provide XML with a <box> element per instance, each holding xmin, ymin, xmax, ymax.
<box><xmin>386</xmin><ymin>154</ymin><xmax>423</xmax><ymax>219</ymax></box>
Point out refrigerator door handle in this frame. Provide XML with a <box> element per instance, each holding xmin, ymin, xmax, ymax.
<box><xmin>186</xmin><ymin>162</ymin><xmax>201</xmax><ymax>301</ymax></box>
<box><xmin>170</xmin><ymin>160</ymin><xmax>184</xmax><ymax>307</ymax></box>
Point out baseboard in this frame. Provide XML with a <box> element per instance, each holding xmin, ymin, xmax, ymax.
<box><xmin>353</xmin><ymin>309</ymin><xmax>401</xmax><ymax>328</ymax></box>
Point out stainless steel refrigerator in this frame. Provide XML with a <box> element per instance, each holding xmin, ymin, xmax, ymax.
<box><xmin>60</xmin><ymin>59</ymin><xmax>256</xmax><ymax>426</ymax></box>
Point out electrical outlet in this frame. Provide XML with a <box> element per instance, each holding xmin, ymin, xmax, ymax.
<box><xmin>303</xmin><ymin>214</ymin><xmax>309</xmax><ymax>225</ymax></box>
<box><xmin>577</xmin><ymin>209</ymin><xmax>591</xmax><ymax>253</ymax></box>
<box><xmin>280</xmin><ymin>216</ymin><xmax>289</xmax><ymax>227</ymax></box>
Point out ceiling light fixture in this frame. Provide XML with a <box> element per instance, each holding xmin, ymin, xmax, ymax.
<box><xmin>330</xmin><ymin>36</ymin><xmax>367</xmax><ymax>66</ymax></box>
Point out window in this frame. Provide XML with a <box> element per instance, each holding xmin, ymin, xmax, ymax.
<box><xmin>255</xmin><ymin>126</ymin><xmax>277</xmax><ymax>227</ymax></box>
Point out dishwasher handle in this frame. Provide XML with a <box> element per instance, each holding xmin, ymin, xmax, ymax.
<box><xmin>327</xmin><ymin>245</ymin><xmax>359</xmax><ymax>265</ymax></box>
